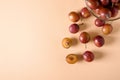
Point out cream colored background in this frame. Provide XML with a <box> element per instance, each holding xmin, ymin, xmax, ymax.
<box><xmin>0</xmin><ymin>0</ymin><xmax>120</xmax><ymax>80</ymax></box>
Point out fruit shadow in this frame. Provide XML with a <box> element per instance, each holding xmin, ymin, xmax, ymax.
<box><xmin>112</xmin><ymin>23</ymin><xmax>120</xmax><ymax>34</ymax></box>
<box><xmin>104</xmin><ymin>36</ymin><xmax>115</xmax><ymax>46</ymax></box>
<box><xmin>76</xmin><ymin>54</ymin><xmax>84</xmax><ymax>62</ymax></box>
<box><xmin>71</xmin><ymin>38</ymin><xmax>78</xmax><ymax>47</ymax></box>
<box><xmin>93</xmin><ymin>50</ymin><xmax>104</xmax><ymax>60</ymax></box>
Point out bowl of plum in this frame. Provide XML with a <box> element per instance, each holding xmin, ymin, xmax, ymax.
<box><xmin>85</xmin><ymin>0</ymin><xmax>120</xmax><ymax>21</ymax></box>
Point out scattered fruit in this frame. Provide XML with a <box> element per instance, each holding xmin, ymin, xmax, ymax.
<box><xmin>62</xmin><ymin>38</ymin><xmax>72</xmax><ymax>49</ymax></box>
<box><xmin>94</xmin><ymin>35</ymin><xmax>105</xmax><ymax>47</ymax></box>
<box><xmin>102</xmin><ymin>24</ymin><xmax>113</xmax><ymax>35</ymax></box>
<box><xmin>66</xmin><ymin>54</ymin><xmax>78</xmax><ymax>64</ymax></box>
<box><xmin>95</xmin><ymin>18</ymin><xmax>105</xmax><ymax>27</ymax></box>
<box><xmin>69</xmin><ymin>11</ymin><xmax>80</xmax><ymax>22</ymax></box>
<box><xmin>62</xmin><ymin>0</ymin><xmax>119</xmax><ymax>64</ymax></box>
<box><xmin>69</xmin><ymin>24</ymin><xmax>79</xmax><ymax>33</ymax></box>
<box><xmin>83</xmin><ymin>51</ymin><xmax>94</xmax><ymax>62</ymax></box>
<box><xmin>80</xmin><ymin>7</ymin><xmax>91</xmax><ymax>18</ymax></box>
<box><xmin>86</xmin><ymin>0</ymin><xmax>99</xmax><ymax>9</ymax></box>
<box><xmin>79</xmin><ymin>32</ymin><xmax>90</xmax><ymax>44</ymax></box>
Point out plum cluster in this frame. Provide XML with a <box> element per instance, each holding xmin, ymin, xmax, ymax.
<box><xmin>62</xmin><ymin>0</ymin><xmax>119</xmax><ymax>64</ymax></box>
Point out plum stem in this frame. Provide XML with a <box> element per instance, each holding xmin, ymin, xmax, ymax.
<box><xmin>85</xmin><ymin>44</ymin><xmax>87</xmax><ymax>49</ymax></box>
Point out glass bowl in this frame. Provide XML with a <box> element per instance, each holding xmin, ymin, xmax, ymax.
<box><xmin>85</xmin><ymin>0</ymin><xmax>120</xmax><ymax>21</ymax></box>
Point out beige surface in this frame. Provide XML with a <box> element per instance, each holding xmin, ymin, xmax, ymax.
<box><xmin>0</xmin><ymin>0</ymin><xmax>120</xmax><ymax>80</ymax></box>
